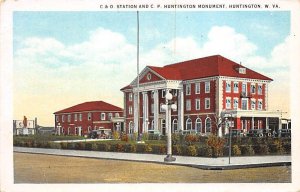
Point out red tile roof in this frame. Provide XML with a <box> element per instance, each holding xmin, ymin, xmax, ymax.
<box><xmin>54</xmin><ymin>101</ymin><xmax>123</xmax><ymax>114</ymax></box>
<box><xmin>149</xmin><ymin>55</ymin><xmax>272</xmax><ymax>81</ymax></box>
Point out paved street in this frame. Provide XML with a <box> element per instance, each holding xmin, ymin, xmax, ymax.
<box><xmin>14</xmin><ymin>147</ymin><xmax>291</xmax><ymax>169</ymax></box>
<box><xmin>14</xmin><ymin>152</ymin><xmax>291</xmax><ymax>183</ymax></box>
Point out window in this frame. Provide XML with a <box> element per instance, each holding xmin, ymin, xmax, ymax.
<box><xmin>205</xmin><ymin>98</ymin><xmax>210</xmax><ymax>109</ymax></box>
<box><xmin>172</xmin><ymin>119</ymin><xmax>178</xmax><ymax>132</ymax></box>
<box><xmin>79</xmin><ymin>114</ymin><xmax>82</xmax><ymax>121</ymax></box>
<box><xmin>147</xmin><ymin>73</ymin><xmax>152</xmax><ymax>80</ymax></box>
<box><xmin>62</xmin><ymin>115</ymin><xmax>65</xmax><ymax>122</ymax></box>
<box><xmin>129</xmin><ymin>121</ymin><xmax>134</xmax><ymax>134</ymax></box>
<box><xmin>150</xmin><ymin>120</ymin><xmax>154</xmax><ymax>130</ymax></box>
<box><xmin>160</xmin><ymin>103</ymin><xmax>165</xmax><ymax>112</ymax></box>
<box><xmin>251</xmin><ymin>84</ymin><xmax>256</xmax><ymax>94</ymax></box>
<box><xmin>173</xmin><ymin>101</ymin><xmax>177</xmax><ymax>111</ymax></box>
<box><xmin>258</xmin><ymin>100</ymin><xmax>263</xmax><ymax>110</ymax></box>
<box><xmin>151</xmin><ymin>103</ymin><xmax>154</xmax><ymax>114</ymax></box>
<box><xmin>226</xmin><ymin>81</ymin><xmax>231</xmax><ymax>93</ymax></box>
<box><xmin>234</xmin><ymin>82</ymin><xmax>239</xmax><ymax>93</ymax></box>
<box><xmin>205</xmin><ymin>81</ymin><xmax>210</xmax><ymax>93</ymax></box>
<box><xmin>186</xmin><ymin>84</ymin><xmax>191</xmax><ymax>95</ymax></box>
<box><xmin>242</xmin><ymin>83</ymin><xmax>247</xmax><ymax>94</ymax></box>
<box><xmin>88</xmin><ymin>126</ymin><xmax>91</xmax><ymax>133</ymax></box>
<box><xmin>88</xmin><ymin>113</ymin><xmax>92</xmax><ymax>121</ymax></box>
<box><xmin>195</xmin><ymin>82</ymin><xmax>200</xmax><ymax>94</ymax></box>
<box><xmin>101</xmin><ymin>113</ymin><xmax>105</xmax><ymax>120</ymax></box>
<box><xmin>233</xmin><ymin>98</ymin><xmax>239</xmax><ymax>109</ymax></box>
<box><xmin>173</xmin><ymin>89</ymin><xmax>178</xmax><ymax>96</ymax></box>
<box><xmin>226</xmin><ymin>98</ymin><xmax>231</xmax><ymax>109</ymax></box>
<box><xmin>115</xmin><ymin>113</ymin><xmax>119</xmax><ymax>117</ymax></box>
<box><xmin>108</xmin><ymin>113</ymin><xmax>113</xmax><ymax>120</ymax></box>
<box><xmin>205</xmin><ymin>117</ymin><xmax>211</xmax><ymax>133</ymax></box>
<box><xmin>186</xmin><ymin>99</ymin><xmax>191</xmax><ymax>111</ymax></box>
<box><xmin>74</xmin><ymin>114</ymin><xmax>77</xmax><ymax>121</ymax></box>
<box><xmin>56</xmin><ymin>116</ymin><xmax>59</xmax><ymax>122</ymax></box>
<box><xmin>242</xmin><ymin>99</ymin><xmax>248</xmax><ymax>110</ymax></box>
<box><xmin>68</xmin><ymin>114</ymin><xmax>71</xmax><ymax>122</ymax></box>
<box><xmin>68</xmin><ymin>127</ymin><xmax>70</xmax><ymax>135</ymax></box>
<box><xmin>195</xmin><ymin>118</ymin><xmax>202</xmax><ymax>133</ymax></box>
<box><xmin>129</xmin><ymin>93</ymin><xmax>133</xmax><ymax>101</ymax></box>
<box><xmin>251</xmin><ymin>99</ymin><xmax>256</xmax><ymax>110</ymax></box>
<box><xmin>186</xmin><ymin>118</ymin><xmax>192</xmax><ymax>130</ymax></box>
<box><xmin>162</xmin><ymin>90</ymin><xmax>166</xmax><ymax>98</ymax></box>
<box><xmin>129</xmin><ymin>106</ymin><xmax>133</xmax><ymax>115</ymax></box>
<box><xmin>258</xmin><ymin>84</ymin><xmax>263</xmax><ymax>95</ymax></box>
<box><xmin>195</xmin><ymin>99</ymin><xmax>200</xmax><ymax>110</ymax></box>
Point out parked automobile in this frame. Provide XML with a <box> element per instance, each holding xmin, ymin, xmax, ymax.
<box><xmin>88</xmin><ymin>129</ymin><xmax>112</xmax><ymax>139</ymax></box>
<box><xmin>278</xmin><ymin>129</ymin><xmax>291</xmax><ymax>138</ymax></box>
<box><xmin>225</xmin><ymin>129</ymin><xmax>244</xmax><ymax>137</ymax></box>
<box><xmin>246</xmin><ymin>129</ymin><xmax>264</xmax><ymax>137</ymax></box>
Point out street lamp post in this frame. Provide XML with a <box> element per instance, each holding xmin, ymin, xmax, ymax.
<box><xmin>162</xmin><ymin>90</ymin><xmax>177</xmax><ymax>162</ymax></box>
<box><xmin>226</xmin><ymin>116</ymin><xmax>233</xmax><ymax>164</ymax></box>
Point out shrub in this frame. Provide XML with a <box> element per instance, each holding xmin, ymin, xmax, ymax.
<box><xmin>198</xmin><ymin>146</ymin><xmax>213</xmax><ymax>157</ymax></box>
<box><xmin>145</xmin><ymin>144</ymin><xmax>153</xmax><ymax>153</ymax></box>
<box><xmin>159</xmin><ymin>145</ymin><xmax>166</xmax><ymax>154</ymax></box>
<box><xmin>85</xmin><ymin>143</ymin><xmax>93</xmax><ymax>150</ymax></box>
<box><xmin>91</xmin><ymin>143</ymin><xmax>98</xmax><ymax>151</ymax></box>
<box><xmin>172</xmin><ymin>145</ymin><xmax>182</xmax><ymax>155</ymax></box>
<box><xmin>160</xmin><ymin>135</ymin><xmax>167</xmax><ymax>141</ymax></box>
<box><xmin>171</xmin><ymin>133</ymin><xmax>180</xmax><ymax>145</ymax></box>
<box><xmin>98</xmin><ymin>143</ymin><xmax>110</xmax><ymax>151</ymax></box>
<box><xmin>253</xmin><ymin>144</ymin><xmax>269</xmax><ymax>155</ymax></box>
<box><xmin>67</xmin><ymin>142</ymin><xmax>76</xmax><ymax>150</ymax></box>
<box><xmin>283</xmin><ymin>144</ymin><xmax>291</xmax><ymax>154</ymax></box>
<box><xmin>136</xmin><ymin>144</ymin><xmax>146</xmax><ymax>153</ymax></box>
<box><xmin>115</xmin><ymin>143</ymin><xmax>124</xmax><ymax>152</ymax></box>
<box><xmin>273</xmin><ymin>139</ymin><xmax>285</xmax><ymax>155</ymax></box>
<box><xmin>130</xmin><ymin>144</ymin><xmax>136</xmax><ymax>153</ymax></box>
<box><xmin>206</xmin><ymin>135</ymin><xmax>225</xmax><ymax>157</ymax></box>
<box><xmin>232</xmin><ymin>144</ymin><xmax>241</xmax><ymax>156</ymax></box>
<box><xmin>75</xmin><ymin>142</ymin><xmax>85</xmax><ymax>150</ymax></box>
<box><xmin>185</xmin><ymin>134</ymin><xmax>198</xmax><ymax>145</ymax></box>
<box><xmin>198</xmin><ymin>136</ymin><xmax>208</xmax><ymax>145</ymax></box>
<box><xmin>49</xmin><ymin>142</ymin><xmax>61</xmax><ymax>149</ymax></box>
<box><xmin>60</xmin><ymin>142</ymin><xmax>68</xmax><ymax>149</ymax></box>
<box><xmin>121</xmin><ymin>134</ymin><xmax>129</xmax><ymax>142</ymax></box>
<box><xmin>148</xmin><ymin>134</ymin><xmax>160</xmax><ymax>140</ymax></box>
<box><xmin>141</xmin><ymin>133</ymin><xmax>149</xmax><ymax>141</ymax></box>
<box><xmin>112</xmin><ymin>131</ymin><xmax>120</xmax><ymax>140</ymax></box>
<box><xmin>240</xmin><ymin>145</ymin><xmax>255</xmax><ymax>156</ymax></box>
<box><xmin>187</xmin><ymin>145</ymin><xmax>198</xmax><ymax>156</ymax></box>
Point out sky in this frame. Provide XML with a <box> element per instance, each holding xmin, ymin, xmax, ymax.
<box><xmin>13</xmin><ymin>11</ymin><xmax>291</xmax><ymax>126</ymax></box>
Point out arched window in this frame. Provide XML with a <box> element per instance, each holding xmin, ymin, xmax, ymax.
<box><xmin>186</xmin><ymin>118</ymin><xmax>192</xmax><ymax>130</ymax></box>
<box><xmin>195</xmin><ymin>118</ymin><xmax>202</xmax><ymax>133</ymax></box>
<box><xmin>172</xmin><ymin>119</ymin><xmax>178</xmax><ymax>132</ymax></box>
<box><xmin>129</xmin><ymin>121</ymin><xmax>134</xmax><ymax>134</ymax></box>
<box><xmin>205</xmin><ymin>117</ymin><xmax>212</xmax><ymax>133</ymax></box>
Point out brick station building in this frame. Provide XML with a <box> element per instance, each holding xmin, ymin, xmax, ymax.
<box><xmin>121</xmin><ymin>55</ymin><xmax>282</xmax><ymax>136</ymax></box>
<box><xmin>54</xmin><ymin>101</ymin><xmax>124</xmax><ymax>136</ymax></box>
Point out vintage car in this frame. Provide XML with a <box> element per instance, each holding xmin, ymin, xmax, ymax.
<box><xmin>89</xmin><ymin>129</ymin><xmax>112</xmax><ymax>139</ymax></box>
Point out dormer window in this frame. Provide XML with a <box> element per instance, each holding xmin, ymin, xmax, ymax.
<box><xmin>238</xmin><ymin>67</ymin><xmax>246</xmax><ymax>74</ymax></box>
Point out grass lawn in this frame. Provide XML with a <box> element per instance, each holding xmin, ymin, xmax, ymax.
<box><xmin>14</xmin><ymin>152</ymin><xmax>291</xmax><ymax>183</ymax></box>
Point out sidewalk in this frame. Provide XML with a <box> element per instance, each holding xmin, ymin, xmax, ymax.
<box><xmin>13</xmin><ymin>147</ymin><xmax>291</xmax><ymax>170</ymax></box>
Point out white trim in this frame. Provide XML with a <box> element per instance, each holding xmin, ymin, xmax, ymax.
<box><xmin>205</xmin><ymin>117</ymin><xmax>212</xmax><ymax>134</ymax></box>
<box><xmin>195</xmin><ymin>118</ymin><xmax>202</xmax><ymax>133</ymax></box>
<box><xmin>185</xmin><ymin>118</ymin><xmax>192</xmax><ymax>130</ymax></box>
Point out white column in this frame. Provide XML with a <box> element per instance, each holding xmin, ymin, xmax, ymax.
<box><xmin>142</xmin><ymin>92</ymin><xmax>149</xmax><ymax>133</ymax></box>
<box><xmin>266</xmin><ymin>117</ymin><xmax>269</xmax><ymax>130</ymax></box>
<box><xmin>178</xmin><ymin>89</ymin><xmax>184</xmax><ymax>131</ymax></box>
<box><xmin>133</xmin><ymin>92</ymin><xmax>139</xmax><ymax>133</ymax></box>
<box><xmin>153</xmin><ymin>90</ymin><xmax>159</xmax><ymax>133</ymax></box>
<box><xmin>123</xmin><ymin>92</ymin><xmax>127</xmax><ymax>131</ymax></box>
<box><xmin>165</xmin><ymin>89</ymin><xmax>170</xmax><ymax>134</ymax></box>
<box><xmin>252</xmin><ymin>117</ymin><xmax>254</xmax><ymax>129</ymax></box>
